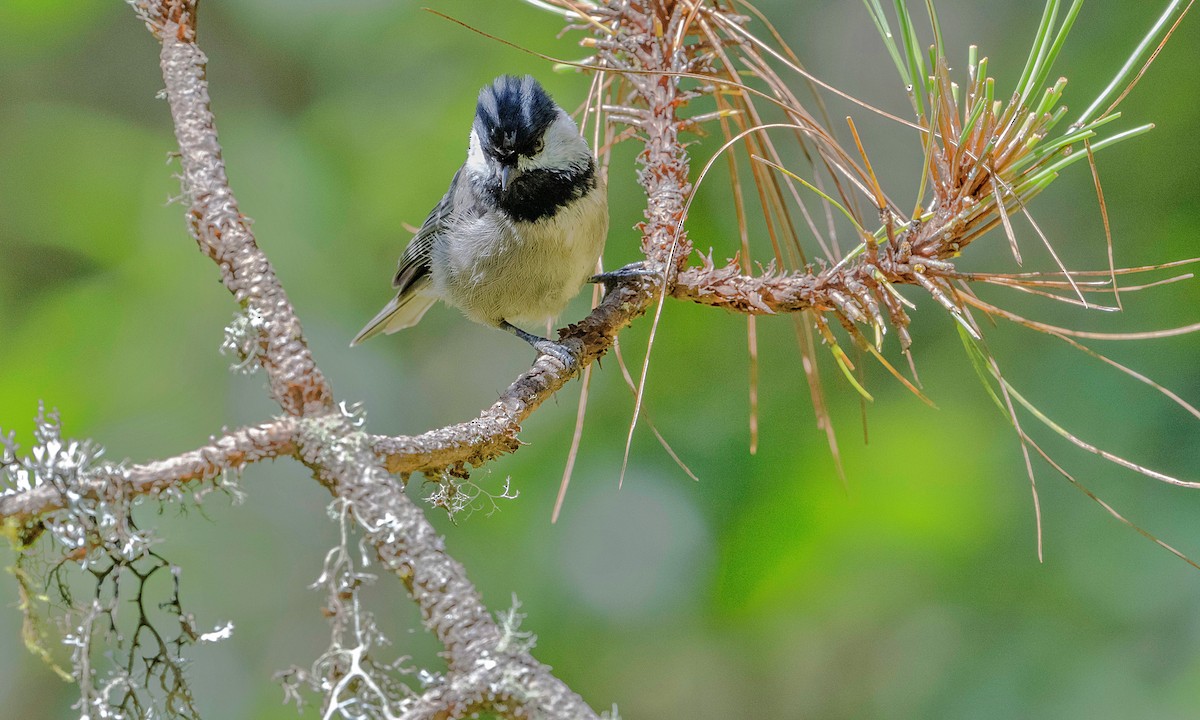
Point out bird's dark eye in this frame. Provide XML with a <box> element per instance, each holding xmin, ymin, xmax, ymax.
<box><xmin>532</xmin><ymin>139</ymin><xmax>545</xmax><ymax>155</ymax></box>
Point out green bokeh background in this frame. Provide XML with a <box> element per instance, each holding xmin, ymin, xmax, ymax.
<box><xmin>2</xmin><ymin>2</ymin><xmax>1199</xmax><ymax>718</ymax></box>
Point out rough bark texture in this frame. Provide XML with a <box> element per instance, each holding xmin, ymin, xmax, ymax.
<box><xmin>9</xmin><ymin>0</ymin><xmax>1160</xmax><ymax>716</ymax></box>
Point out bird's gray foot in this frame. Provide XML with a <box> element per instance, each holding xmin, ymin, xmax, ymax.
<box><xmin>500</xmin><ymin>321</ymin><xmax>578</xmax><ymax>367</ymax></box>
<box><xmin>588</xmin><ymin>261</ymin><xmax>660</xmax><ymax>290</ymax></box>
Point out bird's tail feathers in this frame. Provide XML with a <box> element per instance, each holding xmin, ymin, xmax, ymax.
<box><xmin>350</xmin><ymin>284</ymin><xmax>437</xmax><ymax>346</ymax></box>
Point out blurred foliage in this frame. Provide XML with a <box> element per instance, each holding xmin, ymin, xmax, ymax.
<box><xmin>1</xmin><ymin>1</ymin><xmax>1199</xmax><ymax>718</ymax></box>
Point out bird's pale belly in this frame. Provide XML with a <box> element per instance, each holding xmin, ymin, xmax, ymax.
<box><xmin>432</xmin><ymin>191</ymin><xmax>608</xmax><ymax>327</ymax></box>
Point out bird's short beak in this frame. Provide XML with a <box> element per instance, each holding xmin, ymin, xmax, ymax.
<box><xmin>500</xmin><ymin>165</ymin><xmax>512</xmax><ymax>192</ymax></box>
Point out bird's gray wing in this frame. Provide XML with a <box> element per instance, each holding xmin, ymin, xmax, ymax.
<box><xmin>393</xmin><ymin>166</ymin><xmax>464</xmax><ymax>292</ymax></box>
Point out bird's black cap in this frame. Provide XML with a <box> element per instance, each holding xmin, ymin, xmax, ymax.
<box><xmin>474</xmin><ymin>75</ymin><xmax>558</xmax><ymax>165</ymax></box>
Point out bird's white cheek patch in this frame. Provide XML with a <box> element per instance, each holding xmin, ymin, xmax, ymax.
<box><xmin>466</xmin><ymin>129</ymin><xmax>489</xmax><ymax>174</ymax></box>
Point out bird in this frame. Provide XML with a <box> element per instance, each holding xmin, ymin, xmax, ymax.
<box><xmin>351</xmin><ymin>74</ymin><xmax>610</xmax><ymax>366</ymax></box>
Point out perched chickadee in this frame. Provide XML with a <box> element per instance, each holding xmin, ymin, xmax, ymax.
<box><xmin>352</xmin><ymin>75</ymin><xmax>609</xmax><ymax>365</ymax></box>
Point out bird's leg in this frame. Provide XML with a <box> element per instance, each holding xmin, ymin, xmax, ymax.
<box><xmin>500</xmin><ymin>320</ymin><xmax>578</xmax><ymax>367</ymax></box>
<box><xmin>588</xmin><ymin>261</ymin><xmax>661</xmax><ymax>291</ymax></box>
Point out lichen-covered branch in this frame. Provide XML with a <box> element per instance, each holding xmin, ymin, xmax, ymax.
<box><xmin>135</xmin><ymin>0</ymin><xmax>334</xmax><ymax>416</ymax></box>
<box><xmin>3</xmin><ymin>0</ymin><xmax>1194</xmax><ymax>714</ymax></box>
<box><xmin>13</xmin><ymin>0</ymin><xmax>1128</xmax><ymax>716</ymax></box>
<box><xmin>371</xmin><ymin>273</ymin><xmax>654</xmax><ymax>477</ymax></box>
<box><xmin>296</xmin><ymin>434</ymin><xmax>598</xmax><ymax>718</ymax></box>
<box><xmin>399</xmin><ymin>660</ymin><xmax>591</xmax><ymax>720</ymax></box>
<box><xmin>0</xmin><ymin>418</ymin><xmax>297</xmax><ymax>528</ymax></box>
<box><xmin>117</xmin><ymin>1</ymin><xmax>619</xmax><ymax>716</ymax></box>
